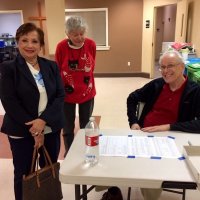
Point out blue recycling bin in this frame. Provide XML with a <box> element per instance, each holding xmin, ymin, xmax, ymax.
<box><xmin>0</xmin><ymin>40</ymin><xmax>5</xmax><ymax>48</ymax></box>
<box><xmin>187</xmin><ymin>58</ymin><xmax>200</xmax><ymax>63</ymax></box>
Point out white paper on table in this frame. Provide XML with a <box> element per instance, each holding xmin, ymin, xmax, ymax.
<box><xmin>99</xmin><ymin>136</ymin><xmax>128</xmax><ymax>156</ymax></box>
<box><xmin>99</xmin><ymin>135</ymin><xmax>182</xmax><ymax>158</ymax></box>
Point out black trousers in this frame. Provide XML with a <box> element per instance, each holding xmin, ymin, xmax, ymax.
<box><xmin>8</xmin><ymin>130</ymin><xmax>61</xmax><ymax>200</ymax></box>
<box><xmin>63</xmin><ymin>98</ymin><xmax>94</xmax><ymax>154</ymax></box>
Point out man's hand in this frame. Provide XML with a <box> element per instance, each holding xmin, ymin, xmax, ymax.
<box><xmin>141</xmin><ymin>124</ymin><xmax>170</xmax><ymax>132</ymax></box>
<box><xmin>131</xmin><ymin>123</ymin><xmax>141</xmax><ymax>130</ymax></box>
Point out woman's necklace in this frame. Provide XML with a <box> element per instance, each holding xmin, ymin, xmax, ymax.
<box><xmin>27</xmin><ymin>60</ymin><xmax>38</xmax><ymax>68</ymax></box>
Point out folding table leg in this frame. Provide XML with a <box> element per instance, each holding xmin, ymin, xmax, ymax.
<box><xmin>75</xmin><ymin>184</ymin><xmax>97</xmax><ymax>199</ymax></box>
<box><xmin>75</xmin><ymin>184</ymin><xmax>81</xmax><ymax>200</ymax></box>
<box><xmin>163</xmin><ymin>188</ymin><xmax>186</xmax><ymax>200</ymax></box>
<box><xmin>182</xmin><ymin>189</ymin><xmax>186</xmax><ymax>200</ymax></box>
<box><xmin>127</xmin><ymin>187</ymin><xmax>131</xmax><ymax>200</ymax></box>
<box><xmin>82</xmin><ymin>185</ymin><xmax>87</xmax><ymax>200</ymax></box>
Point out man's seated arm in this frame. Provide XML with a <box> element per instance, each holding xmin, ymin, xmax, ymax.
<box><xmin>170</xmin><ymin>85</ymin><xmax>200</xmax><ymax>133</ymax></box>
<box><xmin>127</xmin><ymin>79</ymin><xmax>164</xmax><ymax>129</ymax></box>
<box><xmin>141</xmin><ymin>124</ymin><xmax>170</xmax><ymax>132</ymax></box>
<box><xmin>170</xmin><ymin>119</ymin><xmax>200</xmax><ymax>133</ymax></box>
<box><xmin>131</xmin><ymin>123</ymin><xmax>141</xmax><ymax>130</ymax></box>
<box><xmin>140</xmin><ymin>116</ymin><xmax>200</xmax><ymax>133</ymax></box>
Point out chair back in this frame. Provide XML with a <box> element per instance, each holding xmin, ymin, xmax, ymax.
<box><xmin>136</xmin><ymin>102</ymin><xmax>145</xmax><ymax>119</ymax></box>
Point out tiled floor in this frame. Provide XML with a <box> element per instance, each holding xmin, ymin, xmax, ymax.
<box><xmin>0</xmin><ymin>77</ymin><xmax>200</xmax><ymax>200</ymax></box>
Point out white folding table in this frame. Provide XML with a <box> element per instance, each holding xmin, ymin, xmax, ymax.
<box><xmin>59</xmin><ymin>129</ymin><xmax>199</xmax><ymax>200</ymax></box>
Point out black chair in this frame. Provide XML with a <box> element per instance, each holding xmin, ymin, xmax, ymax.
<box><xmin>136</xmin><ymin>102</ymin><xmax>145</xmax><ymax>120</ymax></box>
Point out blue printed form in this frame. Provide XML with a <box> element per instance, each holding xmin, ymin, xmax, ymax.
<box><xmin>99</xmin><ymin>136</ymin><xmax>182</xmax><ymax>158</ymax></box>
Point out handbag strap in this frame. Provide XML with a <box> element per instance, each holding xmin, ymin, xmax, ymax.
<box><xmin>30</xmin><ymin>147</ymin><xmax>38</xmax><ymax>173</ymax></box>
<box><xmin>30</xmin><ymin>148</ymin><xmax>41</xmax><ymax>187</ymax></box>
<box><xmin>42</xmin><ymin>146</ymin><xmax>56</xmax><ymax>178</ymax></box>
<box><xmin>42</xmin><ymin>146</ymin><xmax>53</xmax><ymax>166</ymax></box>
<box><xmin>30</xmin><ymin>146</ymin><xmax>50</xmax><ymax>174</ymax></box>
<box><xmin>30</xmin><ymin>146</ymin><xmax>56</xmax><ymax>180</ymax></box>
<box><xmin>28</xmin><ymin>146</ymin><xmax>57</xmax><ymax>188</ymax></box>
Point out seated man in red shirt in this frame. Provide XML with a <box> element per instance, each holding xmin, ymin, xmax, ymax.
<box><xmin>127</xmin><ymin>50</ymin><xmax>200</xmax><ymax>199</ymax></box>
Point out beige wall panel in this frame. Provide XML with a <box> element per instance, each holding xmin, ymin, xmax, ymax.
<box><xmin>45</xmin><ymin>0</ymin><xmax>65</xmax><ymax>55</ymax></box>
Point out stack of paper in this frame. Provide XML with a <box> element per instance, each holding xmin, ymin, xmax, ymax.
<box><xmin>99</xmin><ymin>135</ymin><xmax>182</xmax><ymax>159</ymax></box>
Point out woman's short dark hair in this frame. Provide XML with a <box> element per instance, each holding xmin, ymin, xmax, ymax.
<box><xmin>15</xmin><ymin>23</ymin><xmax>45</xmax><ymax>46</ymax></box>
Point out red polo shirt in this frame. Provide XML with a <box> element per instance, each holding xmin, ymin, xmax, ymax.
<box><xmin>143</xmin><ymin>78</ymin><xmax>187</xmax><ymax>127</ymax></box>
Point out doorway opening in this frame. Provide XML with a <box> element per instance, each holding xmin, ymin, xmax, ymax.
<box><xmin>153</xmin><ymin>4</ymin><xmax>177</xmax><ymax>78</ymax></box>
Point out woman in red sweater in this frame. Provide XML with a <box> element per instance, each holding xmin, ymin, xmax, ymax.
<box><xmin>55</xmin><ymin>16</ymin><xmax>96</xmax><ymax>156</ymax></box>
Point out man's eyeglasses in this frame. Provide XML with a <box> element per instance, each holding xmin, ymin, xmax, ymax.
<box><xmin>158</xmin><ymin>63</ymin><xmax>180</xmax><ymax>72</ymax></box>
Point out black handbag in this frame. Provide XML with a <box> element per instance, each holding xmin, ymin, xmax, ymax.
<box><xmin>22</xmin><ymin>146</ymin><xmax>63</xmax><ymax>200</ymax></box>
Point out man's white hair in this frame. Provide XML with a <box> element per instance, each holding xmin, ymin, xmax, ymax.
<box><xmin>159</xmin><ymin>50</ymin><xmax>185</xmax><ymax>65</ymax></box>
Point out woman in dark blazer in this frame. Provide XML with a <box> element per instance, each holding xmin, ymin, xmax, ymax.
<box><xmin>0</xmin><ymin>23</ymin><xmax>65</xmax><ymax>200</ymax></box>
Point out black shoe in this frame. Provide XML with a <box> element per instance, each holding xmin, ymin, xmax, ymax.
<box><xmin>101</xmin><ymin>187</ymin><xmax>123</xmax><ymax>200</ymax></box>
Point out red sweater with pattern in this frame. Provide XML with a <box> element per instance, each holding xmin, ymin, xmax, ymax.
<box><xmin>55</xmin><ymin>38</ymin><xmax>96</xmax><ymax>103</ymax></box>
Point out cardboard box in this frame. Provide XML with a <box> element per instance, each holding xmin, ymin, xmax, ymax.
<box><xmin>184</xmin><ymin>146</ymin><xmax>200</xmax><ymax>189</ymax></box>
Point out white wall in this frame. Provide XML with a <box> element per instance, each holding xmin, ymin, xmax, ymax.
<box><xmin>45</xmin><ymin>0</ymin><xmax>65</xmax><ymax>55</ymax></box>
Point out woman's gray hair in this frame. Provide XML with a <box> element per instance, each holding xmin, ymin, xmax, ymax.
<box><xmin>65</xmin><ymin>16</ymin><xmax>88</xmax><ymax>34</ymax></box>
<box><xmin>159</xmin><ymin>50</ymin><xmax>185</xmax><ymax>65</ymax></box>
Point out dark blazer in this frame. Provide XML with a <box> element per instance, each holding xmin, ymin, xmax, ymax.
<box><xmin>0</xmin><ymin>54</ymin><xmax>65</xmax><ymax>137</ymax></box>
